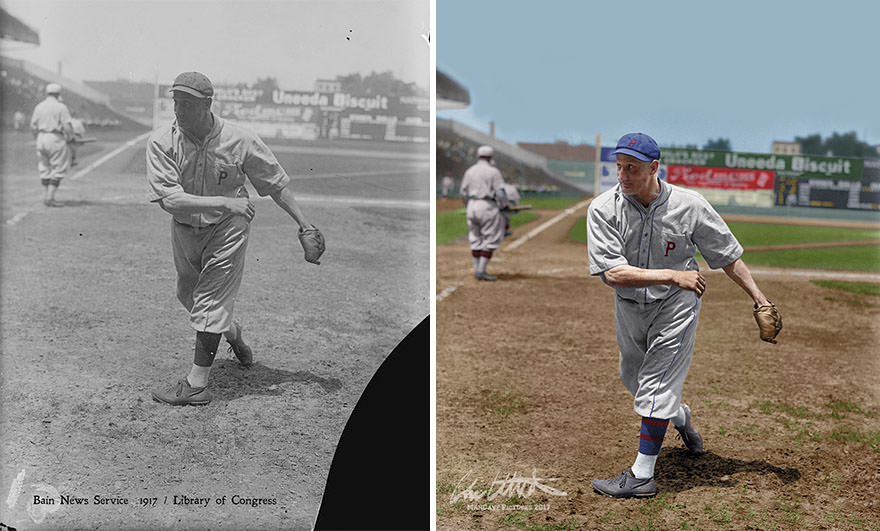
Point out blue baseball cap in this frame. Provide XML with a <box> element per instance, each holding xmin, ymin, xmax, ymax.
<box><xmin>612</xmin><ymin>133</ymin><xmax>660</xmax><ymax>162</ymax></box>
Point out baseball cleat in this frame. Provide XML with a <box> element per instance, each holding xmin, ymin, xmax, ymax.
<box><xmin>474</xmin><ymin>272</ymin><xmax>498</xmax><ymax>281</ymax></box>
<box><xmin>151</xmin><ymin>378</ymin><xmax>212</xmax><ymax>406</ymax></box>
<box><xmin>674</xmin><ymin>404</ymin><xmax>705</xmax><ymax>455</ymax></box>
<box><xmin>592</xmin><ymin>469</ymin><xmax>657</xmax><ymax>498</ymax></box>
<box><xmin>226</xmin><ymin>324</ymin><xmax>254</xmax><ymax>367</ymax></box>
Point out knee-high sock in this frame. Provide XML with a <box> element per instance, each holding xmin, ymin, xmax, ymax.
<box><xmin>632</xmin><ymin>417</ymin><xmax>669</xmax><ymax>479</ymax></box>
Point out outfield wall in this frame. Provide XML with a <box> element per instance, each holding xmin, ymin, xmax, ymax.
<box><xmin>599</xmin><ymin>147</ymin><xmax>880</xmax><ymax>213</ymax></box>
<box><xmin>156</xmin><ymin>84</ymin><xmax>428</xmax><ymax>143</ymax></box>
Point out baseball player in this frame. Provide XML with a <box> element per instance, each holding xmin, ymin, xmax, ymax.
<box><xmin>460</xmin><ymin>145</ymin><xmax>508</xmax><ymax>281</ymax></box>
<box><xmin>497</xmin><ymin>181</ymin><xmax>520</xmax><ymax>237</ymax></box>
<box><xmin>146</xmin><ymin>72</ymin><xmax>324</xmax><ymax>406</ymax></box>
<box><xmin>69</xmin><ymin>114</ymin><xmax>86</xmax><ymax>167</ymax></box>
<box><xmin>30</xmin><ymin>83</ymin><xmax>73</xmax><ymax>207</ymax></box>
<box><xmin>441</xmin><ymin>174</ymin><xmax>455</xmax><ymax>200</ymax></box>
<box><xmin>587</xmin><ymin>133</ymin><xmax>782</xmax><ymax>498</ymax></box>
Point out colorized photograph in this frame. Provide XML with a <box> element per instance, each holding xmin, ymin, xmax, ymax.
<box><xmin>435</xmin><ymin>0</ymin><xmax>879</xmax><ymax>529</ymax></box>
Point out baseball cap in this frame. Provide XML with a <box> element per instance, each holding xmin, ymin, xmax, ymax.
<box><xmin>477</xmin><ymin>145</ymin><xmax>494</xmax><ymax>158</ymax></box>
<box><xmin>170</xmin><ymin>71</ymin><xmax>214</xmax><ymax>98</ymax></box>
<box><xmin>45</xmin><ymin>83</ymin><xmax>62</xmax><ymax>95</ymax></box>
<box><xmin>612</xmin><ymin>133</ymin><xmax>660</xmax><ymax>162</ymax></box>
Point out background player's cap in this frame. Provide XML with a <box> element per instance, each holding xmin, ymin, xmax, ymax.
<box><xmin>170</xmin><ymin>71</ymin><xmax>214</xmax><ymax>98</ymax></box>
<box><xmin>477</xmin><ymin>145</ymin><xmax>494</xmax><ymax>158</ymax></box>
<box><xmin>612</xmin><ymin>133</ymin><xmax>660</xmax><ymax>162</ymax></box>
<box><xmin>45</xmin><ymin>83</ymin><xmax>62</xmax><ymax>95</ymax></box>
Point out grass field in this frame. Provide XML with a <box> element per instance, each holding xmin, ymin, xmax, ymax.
<box><xmin>567</xmin><ymin>217</ymin><xmax>880</xmax><ymax>272</ymax></box>
<box><xmin>437</xmin><ymin>209</ymin><xmax>538</xmax><ymax>245</ymax></box>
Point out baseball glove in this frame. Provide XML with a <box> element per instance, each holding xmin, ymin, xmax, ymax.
<box><xmin>298</xmin><ymin>225</ymin><xmax>325</xmax><ymax>265</ymax></box>
<box><xmin>753</xmin><ymin>302</ymin><xmax>783</xmax><ymax>344</ymax></box>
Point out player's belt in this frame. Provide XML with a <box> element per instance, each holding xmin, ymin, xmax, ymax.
<box><xmin>38</xmin><ymin>129</ymin><xmax>63</xmax><ymax>134</ymax></box>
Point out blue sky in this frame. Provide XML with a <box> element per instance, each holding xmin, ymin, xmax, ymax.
<box><xmin>437</xmin><ymin>0</ymin><xmax>880</xmax><ymax>153</ymax></box>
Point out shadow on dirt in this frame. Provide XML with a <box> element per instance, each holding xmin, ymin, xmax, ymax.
<box><xmin>659</xmin><ymin>448</ymin><xmax>801</xmax><ymax>492</ymax></box>
<box><xmin>208</xmin><ymin>358</ymin><xmax>343</xmax><ymax>401</ymax></box>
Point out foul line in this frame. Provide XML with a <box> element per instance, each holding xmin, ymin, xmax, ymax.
<box><xmin>69</xmin><ymin>131</ymin><xmax>151</xmax><ymax>181</ymax></box>
<box><xmin>5</xmin><ymin>132</ymin><xmax>150</xmax><ymax>227</ymax></box>
<box><xmin>505</xmin><ymin>198</ymin><xmax>593</xmax><ymax>251</ymax></box>
<box><xmin>437</xmin><ymin>282</ymin><xmax>464</xmax><ymax>302</ymax></box>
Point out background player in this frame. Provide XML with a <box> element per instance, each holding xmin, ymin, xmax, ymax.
<box><xmin>30</xmin><ymin>83</ymin><xmax>73</xmax><ymax>206</ymax></box>
<box><xmin>147</xmin><ymin>71</ymin><xmax>323</xmax><ymax>406</ymax></box>
<box><xmin>459</xmin><ymin>145</ymin><xmax>507</xmax><ymax>281</ymax></box>
<box><xmin>440</xmin><ymin>173</ymin><xmax>455</xmax><ymax>200</ymax></box>
<box><xmin>587</xmin><ymin>132</ymin><xmax>782</xmax><ymax>498</ymax></box>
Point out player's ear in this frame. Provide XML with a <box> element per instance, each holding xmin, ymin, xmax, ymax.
<box><xmin>650</xmin><ymin>160</ymin><xmax>659</xmax><ymax>175</ymax></box>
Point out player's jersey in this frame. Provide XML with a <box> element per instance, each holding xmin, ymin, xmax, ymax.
<box><xmin>30</xmin><ymin>97</ymin><xmax>71</xmax><ymax>135</ymax></box>
<box><xmin>146</xmin><ymin>115</ymin><xmax>290</xmax><ymax>228</ymax></box>
<box><xmin>587</xmin><ymin>179</ymin><xmax>742</xmax><ymax>303</ymax></box>
<box><xmin>460</xmin><ymin>160</ymin><xmax>504</xmax><ymax>201</ymax></box>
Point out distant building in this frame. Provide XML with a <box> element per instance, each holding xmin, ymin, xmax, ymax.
<box><xmin>771</xmin><ymin>141</ymin><xmax>801</xmax><ymax>155</ymax></box>
<box><xmin>518</xmin><ymin>141</ymin><xmax>597</xmax><ymax>188</ymax></box>
<box><xmin>315</xmin><ymin>79</ymin><xmax>342</xmax><ymax>93</ymax></box>
<box><xmin>517</xmin><ymin>140</ymin><xmax>596</xmax><ymax>162</ymax></box>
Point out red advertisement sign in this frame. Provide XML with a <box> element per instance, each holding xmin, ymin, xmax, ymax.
<box><xmin>667</xmin><ymin>165</ymin><xmax>775</xmax><ymax>190</ymax></box>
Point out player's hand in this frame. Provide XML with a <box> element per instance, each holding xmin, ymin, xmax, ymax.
<box><xmin>673</xmin><ymin>270</ymin><xmax>706</xmax><ymax>297</ymax></box>
<box><xmin>226</xmin><ymin>197</ymin><xmax>255</xmax><ymax>221</ymax></box>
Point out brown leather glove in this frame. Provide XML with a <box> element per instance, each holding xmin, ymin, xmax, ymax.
<box><xmin>753</xmin><ymin>302</ymin><xmax>783</xmax><ymax>344</ymax></box>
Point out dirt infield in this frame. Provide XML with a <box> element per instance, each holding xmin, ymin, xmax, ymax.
<box><xmin>1</xmin><ymin>131</ymin><xmax>428</xmax><ymax>530</ymax></box>
<box><xmin>436</xmin><ymin>203</ymin><xmax>880</xmax><ymax>530</ymax></box>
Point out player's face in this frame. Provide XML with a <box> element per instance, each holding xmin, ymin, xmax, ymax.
<box><xmin>173</xmin><ymin>92</ymin><xmax>210</xmax><ymax>130</ymax></box>
<box><xmin>616</xmin><ymin>154</ymin><xmax>658</xmax><ymax>196</ymax></box>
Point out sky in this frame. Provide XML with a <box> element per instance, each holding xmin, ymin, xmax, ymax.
<box><xmin>0</xmin><ymin>0</ymin><xmax>429</xmax><ymax>91</ymax></box>
<box><xmin>437</xmin><ymin>0</ymin><xmax>880</xmax><ymax>154</ymax></box>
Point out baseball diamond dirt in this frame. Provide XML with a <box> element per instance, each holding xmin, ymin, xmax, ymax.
<box><xmin>0</xmin><ymin>129</ymin><xmax>428</xmax><ymax>530</ymax></box>
<box><xmin>436</xmin><ymin>201</ymin><xmax>880</xmax><ymax>530</ymax></box>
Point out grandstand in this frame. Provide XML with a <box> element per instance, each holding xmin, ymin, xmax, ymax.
<box><xmin>437</xmin><ymin>118</ymin><xmax>587</xmax><ymax>197</ymax></box>
<box><xmin>436</xmin><ymin>70</ymin><xmax>587</xmax><ymax>197</ymax></box>
<box><xmin>1</xmin><ymin>56</ymin><xmax>147</xmax><ymax>131</ymax></box>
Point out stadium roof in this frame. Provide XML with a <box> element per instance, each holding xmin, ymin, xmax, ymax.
<box><xmin>437</xmin><ymin>70</ymin><xmax>469</xmax><ymax>110</ymax></box>
<box><xmin>0</xmin><ymin>8</ymin><xmax>40</xmax><ymax>45</ymax></box>
<box><xmin>518</xmin><ymin>141</ymin><xmax>597</xmax><ymax>162</ymax></box>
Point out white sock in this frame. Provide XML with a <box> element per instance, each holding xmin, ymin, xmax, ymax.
<box><xmin>472</xmin><ymin>257</ymin><xmax>479</xmax><ymax>273</ymax></box>
<box><xmin>671</xmin><ymin>404</ymin><xmax>687</xmax><ymax>428</ymax></box>
<box><xmin>477</xmin><ymin>256</ymin><xmax>489</xmax><ymax>273</ymax></box>
<box><xmin>631</xmin><ymin>452</ymin><xmax>658</xmax><ymax>479</ymax></box>
<box><xmin>187</xmin><ymin>365</ymin><xmax>211</xmax><ymax>388</ymax></box>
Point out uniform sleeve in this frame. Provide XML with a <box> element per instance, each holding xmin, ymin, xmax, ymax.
<box><xmin>459</xmin><ymin>172</ymin><xmax>470</xmax><ymax>197</ymax></box>
<box><xmin>242</xmin><ymin>135</ymin><xmax>290</xmax><ymax>196</ymax></box>
<box><xmin>691</xmin><ymin>198</ymin><xmax>743</xmax><ymax>269</ymax></box>
<box><xmin>491</xmin><ymin>169</ymin><xmax>504</xmax><ymax>195</ymax></box>
<box><xmin>587</xmin><ymin>200</ymin><xmax>629</xmax><ymax>275</ymax></box>
<box><xmin>145</xmin><ymin>134</ymin><xmax>184</xmax><ymax>202</ymax></box>
<box><xmin>59</xmin><ymin>105</ymin><xmax>72</xmax><ymax>126</ymax></box>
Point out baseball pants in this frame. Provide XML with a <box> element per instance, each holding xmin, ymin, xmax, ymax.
<box><xmin>466</xmin><ymin>198</ymin><xmax>505</xmax><ymax>252</ymax></box>
<box><xmin>172</xmin><ymin>215</ymin><xmax>250</xmax><ymax>334</ymax></box>
<box><xmin>614</xmin><ymin>287</ymin><xmax>701</xmax><ymax>419</ymax></box>
<box><xmin>36</xmin><ymin>133</ymin><xmax>71</xmax><ymax>181</ymax></box>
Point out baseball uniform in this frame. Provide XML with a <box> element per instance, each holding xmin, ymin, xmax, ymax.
<box><xmin>587</xmin><ymin>178</ymin><xmax>742</xmax><ymax>418</ymax></box>
<box><xmin>460</xmin><ymin>159</ymin><xmax>506</xmax><ymax>252</ymax></box>
<box><xmin>146</xmin><ymin>115</ymin><xmax>290</xmax><ymax>334</ymax></box>
<box><xmin>30</xmin><ymin>95</ymin><xmax>72</xmax><ymax>182</ymax></box>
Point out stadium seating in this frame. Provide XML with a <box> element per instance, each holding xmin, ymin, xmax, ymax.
<box><xmin>1</xmin><ymin>57</ymin><xmax>144</xmax><ymax>131</ymax></box>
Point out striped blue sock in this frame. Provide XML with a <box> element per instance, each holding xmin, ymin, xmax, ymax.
<box><xmin>639</xmin><ymin>417</ymin><xmax>669</xmax><ymax>455</ymax></box>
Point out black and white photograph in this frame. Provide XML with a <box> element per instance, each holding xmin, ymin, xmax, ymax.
<box><xmin>0</xmin><ymin>1</ymin><xmax>429</xmax><ymax>529</ymax></box>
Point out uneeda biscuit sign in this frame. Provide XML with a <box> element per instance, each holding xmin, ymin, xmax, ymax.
<box><xmin>662</xmin><ymin>148</ymin><xmax>864</xmax><ymax>181</ymax></box>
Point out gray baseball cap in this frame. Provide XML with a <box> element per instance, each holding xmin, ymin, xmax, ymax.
<box><xmin>170</xmin><ymin>71</ymin><xmax>214</xmax><ymax>98</ymax></box>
